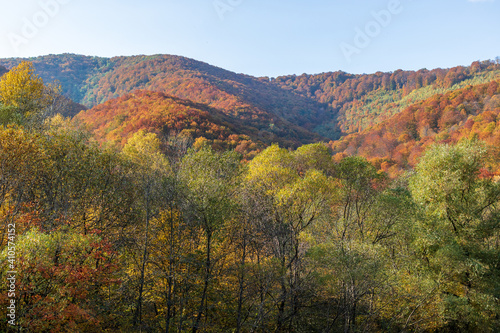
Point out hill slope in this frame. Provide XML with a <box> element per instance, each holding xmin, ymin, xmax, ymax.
<box><xmin>273</xmin><ymin>61</ymin><xmax>500</xmax><ymax>137</ymax></box>
<box><xmin>75</xmin><ymin>90</ymin><xmax>325</xmax><ymax>153</ymax></box>
<box><xmin>0</xmin><ymin>54</ymin><xmax>331</xmax><ymax>137</ymax></box>
<box><xmin>330</xmin><ymin>80</ymin><xmax>500</xmax><ymax>176</ymax></box>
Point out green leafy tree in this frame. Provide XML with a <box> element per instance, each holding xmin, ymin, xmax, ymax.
<box><xmin>245</xmin><ymin>144</ymin><xmax>336</xmax><ymax>332</ymax></box>
<box><xmin>178</xmin><ymin>146</ymin><xmax>241</xmax><ymax>332</ymax></box>
<box><xmin>409</xmin><ymin>139</ymin><xmax>500</xmax><ymax>331</ymax></box>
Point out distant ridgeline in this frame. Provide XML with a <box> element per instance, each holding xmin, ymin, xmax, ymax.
<box><xmin>273</xmin><ymin>60</ymin><xmax>500</xmax><ymax>136</ymax></box>
<box><xmin>1</xmin><ymin>54</ymin><xmax>499</xmax><ymax>165</ymax></box>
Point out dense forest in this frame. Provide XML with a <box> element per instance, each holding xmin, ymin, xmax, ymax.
<box><xmin>74</xmin><ymin>90</ymin><xmax>322</xmax><ymax>152</ymax></box>
<box><xmin>274</xmin><ymin>60</ymin><xmax>500</xmax><ymax>136</ymax></box>
<box><xmin>0</xmin><ymin>60</ymin><xmax>499</xmax><ymax>332</ymax></box>
<box><xmin>331</xmin><ymin>80</ymin><xmax>500</xmax><ymax>177</ymax></box>
<box><xmin>1</xmin><ymin>55</ymin><xmax>499</xmax><ymax>141</ymax></box>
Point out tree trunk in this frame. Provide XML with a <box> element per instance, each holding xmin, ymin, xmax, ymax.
<box><xmin>192</xmin><ymin>228</ymin><xmax>212</xmax><ymax>333</ymax></box>
<box><xmin>276</xmin><ymin>255</ymin><xmax>287</xmax><ymax>333</ymax></box>
<box><xmin>236</xmin><ymin>230</ymin><xmax>247</xmax><ymax>333</ymax></box>
<box><xmin>133</xmin><ymin>185</ymin><xmax>151</xmax><ymax>328</ymax></box>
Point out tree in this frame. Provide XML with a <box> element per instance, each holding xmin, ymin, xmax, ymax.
<box><xmin>122</xmin><ymin>130</ymin><xmax>171</xmax><ymax>329</ymax></box>
<box><xmin>0</xmin><ymin>228</ymin><xmax>119</xmax><ymax>332</ymax></box>
<box><xmin>0</xmin><ymin>125</ymin><xmax>45</xmax><ymax>233</ymax></box>
<box><xmin>245</xmin><ymin>144</ymin><xmax>336</xmax><ymax>332</ymax></box>
<box><xmin>178</xmin><ymin>146</ymin><xmax>241</xmax><ymax>332</ymax></box>
<box><xmin>409</xmin><ymin>139</ymin><xmax>500</xmax><ymax>331</ymax></box>
<box><xmin>315</xmin><ymin>156</ymin><xmax>388</xmax><ymax>333</ymax></box>
<box><xmin>0</xmin><ymin>61</ymin><xmax>54</xmax><ymax>126</ymax></box>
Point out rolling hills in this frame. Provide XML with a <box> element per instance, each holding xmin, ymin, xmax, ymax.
<box><xmin>2</xmin><ymin>54</ymin><xmax>499</xmax><ymax>140</ymax></box>
<box><xmin>1</xmin><ymin>54</ymin><xmax>500</xmax><ymax>168</ymax></box>
<box><xmin>0</xmin><ymin>54</ymin><xmax>331</xmax><ymax>143</ymax></box>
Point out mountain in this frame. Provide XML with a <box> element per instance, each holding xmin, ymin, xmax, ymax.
<box><xmin>329</xmin><ymin>79</ymin><xmax>500</xmax><ymax>176</ymax></box>
<box><xmin>0</xmin><ymin>54</ymin><xmax>331</xmax><ymax>139</ymax></box>
<box><xmin>273</xmin><ymin>61</ymin><xmax>500</xmax><ymax>137</ymax></box>
<box><xmin>75</xmin><ymin>90</ymin><xmax>322</xmax><ymax>153</ymax></box>
<box><xmin>0</xmin><ymin>65</ymin><xmax>7</xmax><ymax>76</ymax></box>
<box><xmin>1</xmin><ymin>54</ymin><xmax>499</xmax><ymax>150</ymax></box>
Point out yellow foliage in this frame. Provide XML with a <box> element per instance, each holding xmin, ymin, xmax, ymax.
<box><xmin>0</xmin><ymin>61</ymin><xmax>45</xmax><ymax>113</ymax></box>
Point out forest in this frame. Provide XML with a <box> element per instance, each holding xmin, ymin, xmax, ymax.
<box><xmin>0</xmin><ymin>61</ymin><xmax>499</xmax><ymax>333</ymax></box>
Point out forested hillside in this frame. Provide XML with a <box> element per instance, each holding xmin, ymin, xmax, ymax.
<box><xmin>1</xmin><ymin>60</ymin><xmax>499</xmax><ymax>332</ymax></box>
<box><xmin>75</xmin><ymin>89</ymin><xmax>325</xmax><ymax>150</ymax></box>
<box><xmin>274</xmin><ymin>60</ymin><xmax>500</xmax><ymax>136</ymax></box>
<box><xmin>2</xmin><ymin>54</ymin><xmax>498</xmax><ymax>141</ymax></box>
<box><xmin>0</xmin><ymin>54</ymin><xmax>331</xmax><ymax>138</ymax></box>
<box><xmin>75</xmin><ymin>89</ymin><xmax>310</xmax><ymax>155</ymax></box>
<box><xmin>331</xmin><ymin>79</ymin><xmax>500</xmax><ymax>176</ymax></box>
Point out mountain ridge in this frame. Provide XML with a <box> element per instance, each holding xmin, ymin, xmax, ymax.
<box><xmin>1</xmin><ymin>54</ymin><xmax>499</xmax><ymax>156</ymax></box>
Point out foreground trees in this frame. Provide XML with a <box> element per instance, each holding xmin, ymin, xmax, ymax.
<box><xmin>409</xmin><ymin>140</ymin><xmax>500</xmax><ymax>332</ymax></box>
<box><xmin>0</xmin><ymin>228</ymin><xmax>119</xmax><ymax>332</ymax></box>
<box><xmin>1</xmin><ymin>121</ymin><xmax>499</xmax><ymax>332</ymax></box>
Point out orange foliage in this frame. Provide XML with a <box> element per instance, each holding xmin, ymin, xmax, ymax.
<box><xmin>330</xmin><ymin>80</ymin><xmax>500</xmax><ymax>177</ymax></box>
<box><xmin>74</xmin><ymin>90</ymin><xmax>267</xmax><ymax>157</ymax></box>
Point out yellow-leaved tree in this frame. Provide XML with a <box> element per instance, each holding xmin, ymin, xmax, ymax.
<box><xmin>0</xmin><ymin>61</ymin><xmax>57</xmax><ymax>125</ymax></box>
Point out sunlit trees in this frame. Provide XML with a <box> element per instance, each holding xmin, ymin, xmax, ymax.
<box><xmin>0</xmin><ymin>228</ymin><xmax>119</xmax><ymax>332</ymax></box>
<box><xmin>0</xmin><ymin>62</ymin><xmax>45</xmax><ymax>110</ymax></box>
<box><xmin>178</xmin><ymin>146</ymin><xmax>241</xmax><ymax>332</ymax></box>
<box><xmin>0</xmin><ymin>126</ymin><xmax>45</xmax><ymax>228</ymax></box>
<box><xmin>0</xmin><ymin>61</ymin><xmax>62</xmax><ymax>127</ymax></box>
<box><xmin>409</xmin><ymin>139</ymin><xmax>500</xmax><ymax>331</ymax></box>
<box><xmin>244</xmin><ymin>144</ymin><xmax>336</xmax><ymax>332</ymax></box>
<box><xmin>121</xmin><ymin>130</ymin><xmax>171</xmax><ymax>329</ymax></box>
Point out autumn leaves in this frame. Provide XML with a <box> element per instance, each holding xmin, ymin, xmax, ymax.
<box><xmin>0</xmin><ymin>61</ymin><xmax>499</xmax><ymax>331</ymax></box>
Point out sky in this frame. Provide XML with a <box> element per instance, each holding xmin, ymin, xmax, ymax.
<box><xmin>0</xmin><ymin>0</ymin><xmax>499</xmax><ymax>78</ymax></box>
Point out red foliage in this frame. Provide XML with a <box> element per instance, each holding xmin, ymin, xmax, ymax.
<box><xmin>4</xmin><ymin>228</ymin><xmax>120</xmax><ymax>332</ymax></box>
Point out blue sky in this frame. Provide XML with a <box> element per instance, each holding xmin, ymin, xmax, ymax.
<box><xmin>0</xmin><ymin>0</ymin><xmax>499</xmax><ymax>77</ymax></box>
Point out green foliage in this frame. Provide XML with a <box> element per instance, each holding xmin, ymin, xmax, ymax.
<box><xmin>179</xmin><ymin>146</ymin><xmax>241</xmax><ymax>229</ymax></box>
<box><xmin>410</xmin><ymin>140</ymin><xmax>489</xmax><ymax>224</ymax></box>
<box><xmin>409</xmin><ymin>140</ymin><xmax>500</xmax><ymax>331</ymax></box>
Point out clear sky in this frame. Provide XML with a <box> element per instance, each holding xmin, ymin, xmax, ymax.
<box><xmin>0</xmin><ymin>0</ymin><xmax>499</xmax><ymax>77</ymax></box>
